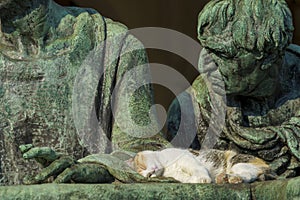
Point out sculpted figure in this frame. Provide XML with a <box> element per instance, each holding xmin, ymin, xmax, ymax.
<box><xmin>168</xmin><ymin>0</ymin><xmax>300</xmax><ymax>178</ymax></box>
<box><xmin>0</xmin><ymin>0</ymin><xmax>167</xmax><ymax>185</ymax></box>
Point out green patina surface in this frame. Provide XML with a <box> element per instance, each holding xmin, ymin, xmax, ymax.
<box><xmin>0</xmin><ymin>0</ymin><xmax>300</xmax><ymax>199</ymax></box>
<box><xmin>1</xmin><ymin>177</ymin><xmax>300</xmax><ymax>200</ymax></box>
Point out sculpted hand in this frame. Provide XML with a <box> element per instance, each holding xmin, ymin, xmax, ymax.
<box><xmin>224</xmin><ymin>107</ymin><xmax>279</xmax><ymax>150</ymax></box>
<box><xmin>19</xmin><ymin>144</ymin><xmax>63</xmax><ymax>167</ymax></box>
<box><xmin>19</xmin><ymin>144</ymin><xmax>75</xmax><ymax>184</ymax></box>
<box><xmin>19</xmin><ymin>144</ymin><xmax>123</xmax><ymax>184</ymax></box>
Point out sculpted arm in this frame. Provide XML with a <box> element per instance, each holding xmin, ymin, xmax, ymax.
<box><xmin>225</xmin><ymin>103</ymin><xmax>300</xmax><ymax>175</ymax></box>
<box><xmin>110</xmin><ymin>33</ymin><xmax>168</xmax><ymax>152</ymax></box>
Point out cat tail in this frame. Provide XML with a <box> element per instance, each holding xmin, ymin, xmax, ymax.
<box><xmin>259</xmin><ymin>169</ymin><xmax>278</xmax><ymax>181</ymax></box>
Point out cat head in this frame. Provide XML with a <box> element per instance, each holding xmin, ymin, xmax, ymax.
<box><xmin>126</xmin><ymin>151</ymin><xmax>164</xmax><ymax>178</ymax></box>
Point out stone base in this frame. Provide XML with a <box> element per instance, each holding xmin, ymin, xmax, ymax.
<box><xmin>1</xmin><ymin>177</ymin><xmax>300</xmax><ymax>200</ymax></box>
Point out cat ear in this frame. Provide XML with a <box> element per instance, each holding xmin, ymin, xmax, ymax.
<box><xmin>125</xmin><ymin>158</ymin><xmax>135</xmax><ymax>169</ymax></box>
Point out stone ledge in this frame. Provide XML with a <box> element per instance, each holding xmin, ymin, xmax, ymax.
<box><xmin>0</xmin><ymin>177</ymin><xmax>300</xmax><ymax>200</ymax></box>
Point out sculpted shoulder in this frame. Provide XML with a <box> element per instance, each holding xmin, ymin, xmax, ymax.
<box><xmin>64</xmin><ymin>6</ymin><xmax>129</xmax><ymax>42</ymax></box>
<box><xmin>281</xmin><ymin>44</ymin><xmax>300</xmax><ymax>98</ymax></box>
<box><xmin>285</xmin><ymin>44</ymin><xmax>300</xmax><ymax>69</ymax></box>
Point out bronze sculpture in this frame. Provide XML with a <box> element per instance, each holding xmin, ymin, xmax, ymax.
<box><xmin>168</xmin><ymin>0</ymin><xmax>300</xmax><ymax>178</ymax></box>
<box><xmin>1</xmin><ymin>0</ymin><xmax>299</xmax><ymax>185</ymax></box>
<box><xmin>0</xmin><ymin>0</ymin><xmax>167</xmax><ymax>185</ymax></box>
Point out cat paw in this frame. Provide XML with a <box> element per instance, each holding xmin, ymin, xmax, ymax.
<box><xmin>228</xmin><ymin>175</ymin><xmax>243</xmax><ymax>184</ymax></box>
<box><xmin>215</xmin><ymin>172</ymin><xmax>228</xmax><ymax>184</ymax></box>
<box><xmin>189</xmin><ymin>176</ymin><xmax>212</xmax><ymax>184</ymax></box>
<box><xmin>199</xmin><ymin>177</ymin><xmax>212</xmax><ymax>184</ymax></box>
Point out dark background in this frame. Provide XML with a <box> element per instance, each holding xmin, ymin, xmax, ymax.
<box><xmin>54</xmin><ymin>0</ymin><xmax>300</xmax><ymax>44</ymax></box>
<box><xmin>54</xmin><ymin>0</ymin><xmax>300</xmax><ymax>130</ymax></box>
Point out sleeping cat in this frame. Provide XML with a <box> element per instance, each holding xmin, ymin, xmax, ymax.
<box><xmin>127</xmin><ymin>148</ymin><xmax>272</xmax><ymax>184</ymax></box>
